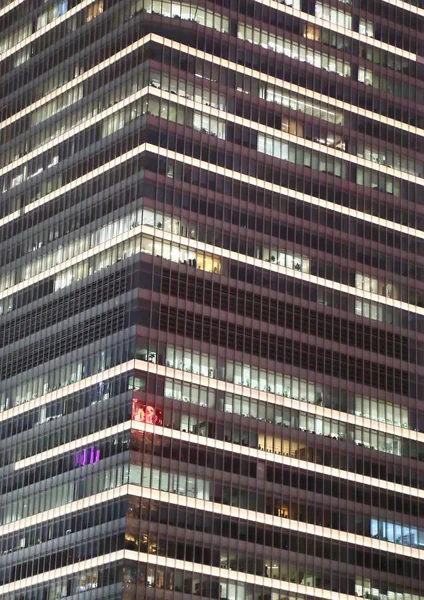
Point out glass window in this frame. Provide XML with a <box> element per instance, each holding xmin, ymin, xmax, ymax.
<box><xmin>358</xmin><ymin>67</ymin><xmax>373</xmax><ymax>85</ymax></box>
<box><xmin>315</xmin><ymin>2</ymin><xmax>352</xmax><ymax>29</ymax></box>
<box><xmin>359</xmin><ymin>18</ymin><xmax>374</xmax><ymax>37</ymax></box>
<box><xmin>57</xmin><ymin>0</ymin><xmax>68</xmax><ymax>16</ymax></box>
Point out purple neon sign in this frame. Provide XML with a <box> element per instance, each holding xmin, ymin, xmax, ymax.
<box><xmin>75</xmin><ymin>447</ymin><xmax>100</xmax><ymax>467</ymax></box>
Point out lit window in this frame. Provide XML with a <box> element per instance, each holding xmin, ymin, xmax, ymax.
<box><xmin>14</xmin><ymin>46</ymin><xmax>31</xmax><ymax>67</ymax></box>
<box><xmin>358</xmin><ymin>66</ymin><xmax>373</xmax><ymax>86</ymax></box>
<box><xmin>279</xmin><ymin>0</ymin><xmax>301</xmax><ymax>7</ymax></box>
<box><xmin>303</xmin><ymin>23</ymin><xmax>321</xmax><ymax>41</ymax></box>
<box><xmin>87</xmin><ymin>0</ymin><xmax>104</xmax><ymax>21</ymax></box>
<box><xmin>359</xmin><ymin>18</ymin><xmax>374</xmax><ymax>37</ymax></box>
<box><xmin>315</xmin><ymin>2</ymin><xmax>352</xmax><ymax>29</ymax></box>
<box><xmin>239</xmin><ymin>23</ymin><xmax>350</xmax><ymax>77</ymax></box>
<box><xmin>355</xmin><ymin>273</ymin><xmax>379</xmax><ymax>294</ymax></box>
<box><xmin>57</xmin><ymin>0</ymin><xmax>68</xmax><ymax>16</ymax></box>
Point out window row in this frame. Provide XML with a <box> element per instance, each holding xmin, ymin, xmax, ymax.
<box><xmin>240</xmin><ymin>20</ymin><xmax>423</xmax><ymax>107</ymax></box>
<box><xmin>355</xmin><ymin>299</ymin><xmax>394</xmax><ymax>324</ymax></box>
<box><xmin>131</xmin><ymin>462</ymin><xmax>424</xmax><ymax>550</ymax></box>
<box><xmin>0</xmin><ymin>373</ymin><xmax>130</xmax><ymax>443</ymax></box>
<box><xmin>134</xmin><ymin>455</ymin><xmax>424</xmax><ymax>524</ymax></box>
<box><xmin>356</xmin><ymin>580</ymin><xmax>423</xmax><ymax>600</ymax></box>
<box><xmin>2</xmin><ymin>562</ymin><xmax>120</xmax><ymax>600</ymax></box>
<box><xmin>149</xmin><ymin>95</ymin><xmax>413</xmax><ymax>202</ymax></box>
<box><xmin>164</xmin><ymin>378</ymin><xmax>409</xmax><ymax>430</ymax></box>
<box><xmin>315</xmin><ymin>3</ymin><xmax>412</xmax><ymax>77</ymax></box>
<box><xmin>136</xmin><ymin>491</ymin><xmax>424</xmax><ymax>573</ymax></box>
<box><xmin>354</xmin><ymin>395</ymin><xmax>409</xmax><ymax>428</ymax></box>
<box><xmin>135</xmin><ymin>531</ymin><xmax>349</xmax><ymax>595</ymax></box>
<box><xmin>160</xmin><ymin>307</ymin><xmax>416</xmax><ymax>398</ymax></box>
<box><xmin>0</xmin><ymin>0</ymin><xmax>102</xmax><ymax>57</ymax></box>
<box><xmin>139</xmin><ymin>0</ymin><xmax>412</xmax><ymax>83</ymax></box>
<box><xmin>1</xmin><ymin>22</ymin><xmax>31</xmax><ymax>56</ymax></box>
<box><xmin>0</xmin><ymin>206</ymin><xmax>146</xmax><ymax>292</ymax></box>
<box><xmin>355</xmin><ymin>273</ymin><xmax>400</xmax><ymax>300</ymax></box>
<box><xmin>29</xmin><ymin>84</ymin><xmax>84</xmax><ymax>129</ymax></box>
<box><xmin>239</xmin><ymin>23</ymin><xmax>351</xmax><ymax>78</ymax></box>
<box><xmin>2</xmin><ymin>86</ymin><xmax>420</xmax><ymax>235</ymax></box>
<box><xmin>2</xmin><ymin>7</ymin><xmax>421</xmax><ymax>175</ymax></box>
<box><xmin>194</xmin><ymin>49</ymin><xmax>420</xmax><ymax>163</ymax></box>
<box><xmin>0</xmin><ymin>337</ymin><xmax>134</xmax><ymax>412</ymax></box>
<box><xmin>164</xmin><ymin>379</ymin><xmax>409</xmax><ymax>455</ymax></box>
<box><xmin>36</xmin><ymin>0</ymin><xmax>69</xmax><ymax>29</ymax></box>
<box><xmin>1</xmin><ymin>60</ymin><xmax>149</xmax><ymax>169</ymax></box>
<box><xmin>1</xmin><ymin>431</ymin><xmax>129</xmax><ymax>496</ymax></box>
<box><xmin>164</xmin><ymin>345</ymin><xmax>409</xmax><ymax>429</ymax></box>
<box><xmin>168</xmin><ymin>398</ymin><xmax>409</xmax><ymax>461</ymax></box>
<box><xmin>155</xmin><ymin>172</ymin><xmax>422</xmax><ymax>288</ymax></box>
<box><xmin>132</xmin><ymin>500</ymin><xmax>423</xmax><ymax>600</ymax></box>
<box><xmin>258</xmin><ymin>133</ymin><xmax>403</xmax><ymax>198</ymax></box>
<box><xmin>273</xmin><ymin>0</ymin><xmax>418</xmax><ymax>77</ymax></box>
<box><xmin>140</xmin><ymin>206</ymin><xmax>310</xmax><ymax>272</ymax></box>
<box><xmin>11</xmin><ymin>553</ymin><xmax>422</xmax><ymax>600</ymax></box>
<box><xmin>1</xmin><ymin>462</ymin><xmax>128</xmax><ymax>525</ymax></box>
<box><xmin>260</xmin><ymin>82</ymin><xmax>344</xmax><ymax>125</ymax></box>
<box><xmin>5</xmin><ymin>48</ymin><xmax>406</xmax><ymax>185</ymax></box>
<box><xmin>150</xmin><ymin>69</ymin><xmax>226</xmax><ymax>110</ymax></box>
<box><xmin>315</xmin><ymin>1</ymin><xmax>352</xmax><ymax>29</ymax></box>
<box><xmin>371</xmin><ymin>519</ymin><xmax>424</xmax><ymax>549</ymax></box>
<box><xmin>165</xmin><ymin>152</ymin><xmax>423</xmax><ymax>247</ymax></box>
<box><xmin>0</xmin><ymin>496</ymin><xmax>124</xmax><ymax>558</ymax></box>
<box><xmin>3</xmin><ymin>66</ymin><xmax>223</xmax><ymax>195</ymax></box>
<box><xmin>0</xmin><ymin>223</ymin><xmax>418</xmax><ymax>349</ymax></box>
<box><xmin>139</xmin><ymin>0</ymin><xmax>230</xmax><ymax>32</ymax></box>
<box><xmin>0</xmin><ymin>391</ymin><xmax>128</xmax><ymax>467</ymax></box>
<box><xmin>0</xmin><ymin>230</ymin><xmax>220</xmax><ymax>317</ymax></box>
<box><xmin>154</xmin><ymin>404</ymin><xmax>424</xmax><ymax>486</ymax></box>
<box><xmin>159</xmin><ymin>95</ymin><xmax>419</xmax><ymax>228</ymax></box>
<box><xmin>152</xmin><ymin>452</ymin><xmax>420</xmax><ymax>554</ymax></box>
<box><xmin>123</xmin><ymin>558</ymin><xmax>421</xmax><ymax>600</ymax></box>
<box><xmin>357</xmin><ymin>142</ymin><xmax>420</xmax><ymax>178</ymax></box>
<box><xmin>197</xmin><ymin>48</ymin><xmax>419</xmax><ymax>151</ymax></box>
<box><xmin>0</xmin><ymin>189</ymin><xmax>419</xmax><ymax>332</ymax></box>
<box><xmin>126</xmin><ymin>561</ymin><xmax>308</xmax><ymax>600</ymax></box>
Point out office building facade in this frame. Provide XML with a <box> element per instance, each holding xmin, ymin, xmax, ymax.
<box><xmin>0</xmin><ymin>0</ymin><xmax>424</xmax><ymax>598</ymax></box>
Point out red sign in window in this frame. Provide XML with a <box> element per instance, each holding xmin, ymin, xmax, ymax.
<box><xmin>132</xmin><ymin>401</ymin><xmax>163</xmax><ymax>425</ymax></box>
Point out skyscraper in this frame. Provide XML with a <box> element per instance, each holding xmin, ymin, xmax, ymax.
<box><xmin>1</xmin><ymin>0</ymin><xmax>424</xmax><ymax>598</ymax></box>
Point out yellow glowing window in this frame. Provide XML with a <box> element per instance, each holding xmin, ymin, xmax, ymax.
<box><xmin>87</xmin><ymin>0</ymin><xmax>104</xmax><ymax>21</ymax></box>
<box><xmin>200</xmin><ymin>255</ymin><xmax>221</xmax><ymax>274</ymax></box>
<box><xmin>303</xmin><ymin>23</ymin><xmax>321</xmax><ymax>41</ymax></box>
